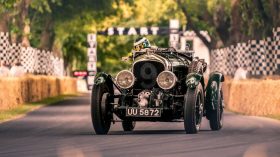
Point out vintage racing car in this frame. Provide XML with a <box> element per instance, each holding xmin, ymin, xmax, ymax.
<box><xmin>91</xmin><ymin>47</ymin><xmax>224</xmax><ymax>134</ymax></box>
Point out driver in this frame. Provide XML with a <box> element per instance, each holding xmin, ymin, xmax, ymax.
<box><xmin>123</xmin><ymin>37</ymin><xmax>151</xmax><ymax>61</ymax></box>
<box><xmin>133</xmin><ymin>37</ymin><xmax>151</xmax><ymax>51</ymax></box>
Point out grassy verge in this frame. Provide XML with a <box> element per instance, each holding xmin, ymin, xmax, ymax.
<box><xmin>225</xmin><ymin>108</ymin><xmax>280</xmax><ymax>121</ymax></box>
<box><xmin>0</xmin><ymin>94</ymin><xmax>78</xmax><ymax>123</ymax></box>
<box><xmin>266</xmin><ymin>114</ymin><xmax>280</xmax><ymax>121</ymax></box>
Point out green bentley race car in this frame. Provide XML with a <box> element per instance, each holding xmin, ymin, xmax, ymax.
<box><xmin>91</xmin><ymin>47</ymin><xmax>224</xmax><ymax>134</ymax></box>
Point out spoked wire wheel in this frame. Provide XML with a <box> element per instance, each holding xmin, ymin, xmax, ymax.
<box><xmin>184</xmin><ymin>83</ymin><xmax>204</xmax><ymax>134</ymax></box>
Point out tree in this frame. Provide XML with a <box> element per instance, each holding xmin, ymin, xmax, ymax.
<box><xmin>176</xmin><ymin>0</ymin><xmax>231</xmax><ymax>50</ymax></box>
<box><xmin>238</xmin><ymin>0</ymin><xmax>279</xmax><ymax>41</ymax></box>
<box><xmin>0</xmin><ymin>0</ymin><xmax>19</xmax><ymax>32</ymax></box>
<box><xmin>177</xmin><ymin>0</ymin><xmax>278</xmax><ymax>49</ymax></box>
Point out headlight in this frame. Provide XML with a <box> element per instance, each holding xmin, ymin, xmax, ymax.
<box><xmin>116</xmin><ymin>70</ymin><xmax>135</xmax><ymax>89</ymax></box>
<box><xmin>156</xmin><ymin>71</ymin><xmax>177</xmax><ymax>90</ymax></box>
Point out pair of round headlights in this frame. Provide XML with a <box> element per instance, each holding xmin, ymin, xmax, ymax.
<box><xmin>116</xmin><ymin>70</ymin><xmax>177</xmax><ymax>90</ymax></box>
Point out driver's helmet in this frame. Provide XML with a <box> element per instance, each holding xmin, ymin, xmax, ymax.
<box><xmin>133</xmin><ymin>37</ymin><xmax>151</xmax><ymax>51</ymax></box>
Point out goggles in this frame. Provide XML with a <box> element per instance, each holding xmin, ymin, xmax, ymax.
<box><xmin>133</xmin><ymin>43</ymin><xmax>145</xmax><ymax>51</ymax></box>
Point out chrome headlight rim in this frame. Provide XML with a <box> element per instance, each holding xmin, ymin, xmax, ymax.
<box><xmin>156</xmin><ymin>71</ymin><xmax>177</xmax><ymax>90</ymax></box>
<box><xmin>116</xmin><ymin>70</ymin><xmax>135</xmax><ymax>89</ymax></box>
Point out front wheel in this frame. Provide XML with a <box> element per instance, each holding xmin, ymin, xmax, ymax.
<box><xmin>184</xmin><ymin>83</ymin><xmax>204</xmax><ymax>134</ymax></box>
<box><xmin>91</xmin><ymin>83</ymin><xmax>113</xmax><ymax>134</ymax></box>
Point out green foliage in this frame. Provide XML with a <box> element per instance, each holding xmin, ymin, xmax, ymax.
<box><xmin>30</xmin><ymin>0</ymin><xmax>58</xmax><ymax>13</ymax></box>
<box><xmin>62</xmin><ymin>33</ymin><xmax>87</xmax><ymax>70</ymax></box>
<box><xmin>0</xmin><ymin>0</ymin><xmax>18</xmax><ymax>13</ymax></box>
<box><xmin>239</xmin><ymin>0</ymin><xmax>273</xmax><ymax>39</ymax></box>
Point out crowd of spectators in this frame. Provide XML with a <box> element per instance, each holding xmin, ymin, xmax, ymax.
<box><xmin>0</xmin><ymin>60</ymin><xmax>25</xmax><ymax>77</ymax></box>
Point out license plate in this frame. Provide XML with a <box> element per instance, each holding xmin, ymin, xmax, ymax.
<box><xmin>126</xmin><ymin>107</ymin><xmax>161</xmax><ymax>117</ymax></box>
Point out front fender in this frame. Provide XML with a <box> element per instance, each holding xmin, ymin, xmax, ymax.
<box><xmin>94</xmin><ymin>72</ymin><xmax>114</xmax><ymax>94</ymax></box>
<box><xmin>186</xmin><ymin>73</ymin><xmax>203</xmax><ymax>89</ymax></box>
<box><xmin>205</xmin><ymin>71</ymin><xmax>224</xmax><ymax>111</ymax></box>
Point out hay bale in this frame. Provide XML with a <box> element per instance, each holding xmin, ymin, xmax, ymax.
<box><xmin>59</xmin><ymin>77</ymin><xmax>77</xmax><ymax>95</ymax></box>
<box><xmin>226</xmin><ymin>79</ymin><xmax>280</xmax><ymax>116</ymax></box>
<box><xmin>0</xmin><ymin>78</ymin><xmax>24</xmax><ymax>110</ymax></box>
<box><xmin>0</xmin><ymin>75</ymin><xmax>77</xmax><ymax>111</ymax></box>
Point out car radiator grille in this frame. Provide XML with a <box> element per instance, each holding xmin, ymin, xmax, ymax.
<box><xmin>133</xmin><ymin>61</ymin><xmax>165</xmax><ymax>89</ymax></box>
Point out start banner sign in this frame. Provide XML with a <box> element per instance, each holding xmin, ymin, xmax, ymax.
<box><xmin>98</xmin><ymin>27</ymin><xmax>169</xmax><ymax>36</ymax></box>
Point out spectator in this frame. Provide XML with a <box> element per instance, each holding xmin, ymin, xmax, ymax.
<box><xmin>234</xmin><ymin>65</ymin><xmax>247</xmax><ymax>80</ymax></box>
<box><xmin>0</xmin><ymin>61</ymin><xmax>10</xmax><ymax>77</ymax></box>
<box><xmin>10</xmin><ymin>61</ymin><xmax>25</xmax><ymax>77</ymax></box>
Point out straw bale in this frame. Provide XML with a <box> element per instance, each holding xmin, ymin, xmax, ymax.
<box><xmin>225</xmin><ymin>79</ymin><xmax>280</xmax><ymax>116</ymax></box>
<box><xmin>0</xmin><ymin>76</ymin><xmax>77</xmax><ymax>111</ymax></box>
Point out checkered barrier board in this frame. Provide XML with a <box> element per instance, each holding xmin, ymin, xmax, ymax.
<box><xmin>273</xmin><ymin>27</ymin><xmax>280</xmax><ymax>74</ymax></box>
<box><xmin>49</xmin><ymin>54</ymin><xmax>64</xmax><ymax>76</ymax></box>
<box><xmin>53</xmin><ymin>58</ymin><xmax>64</xmax><ymax>76</ymax></box>
<box><xmin>0</xmin><ymin>32</ymin><xmax>64</xmax><ymax>76</ymax></box>
<box><xmin>21</xmin><ymin>47</ymin><xmax>37</xmax><ymax>73</ymax></box>
<box><xmin>249</xmin><ymin>40</ymin><xmax>267</xmax><ymax>75</ymax></box>
<box><xmin>35</xmin><ymin>50</ymin><xmax>49</xmax><ymax>74</ymax></box>
<box><xmin>8</xmin><ymin>43</ymin><xmax>22</xmax><ymax>65</ymax></box>
<box><xmin>264</xmin><ymin>37</ymin><xmax>277</xmax><ymax>75</ymax></box>
<box><xmin>210</xmin><ymin>27</ymin><xmax>280</xmax><ymax>76</ymax></box>
<box><xmin>0</xmin><ymin>32</ymin><xmax>10</xmax><ymax>62</ymax></box>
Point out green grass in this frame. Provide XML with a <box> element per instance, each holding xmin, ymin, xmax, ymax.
<box><xmin>225</xmin><ymin>109</ymin><xmax>280</xmax><ymax>121</ymax></box>
<box><xmin>266</xmin><ymin>114</ymin><xmax>280</xmax><ymax>121</ymax></box>
<box><xmin>0</xmin><ymin>94</ymin><xmax>77</xmax><ymax>122</ymax></box>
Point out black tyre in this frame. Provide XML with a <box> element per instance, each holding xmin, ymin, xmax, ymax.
<box><xmin>91</xmin><ymin>83</ymin><xmax>113</xmax><ymax>134</ymax></box>
<box><xmin>184</xmin><ymin>83</ymin><xmax>204</xmax><ymax>134</ymax></box>
<box><xmin>122</xmin><ymin>120</ymin><xmax>136</xmax><ymax>131</ymax></box>
<box><xmin>209</xmin><ymin>87</ymin><xmax>224</xmax><ymax>131</ymax></box>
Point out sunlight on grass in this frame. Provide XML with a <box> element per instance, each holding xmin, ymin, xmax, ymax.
<box><xmin>266</xmin><ymin>115</ymin><xmax>280</xmax><ymax>121</ymax></box>
<box><xmin>225</xmin><ymin>109</ymin><xmax>280</xmax><ymax>121</ymax></box>
<box><xmin>29</xmin><ymin>94</ymin><xmax>77</xmax><ymax>106</ymax></box>
<box><xmin>0</xmin><ymin>105</ymin><xmax>34</xmax><ymax>122</ymax></box>
<box><xmin>0</xmin><ymin>94</ymin><xmax>78</xmax><ymax>122</ymax></box>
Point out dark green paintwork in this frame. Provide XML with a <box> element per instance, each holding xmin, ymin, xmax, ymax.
<box><xmin>93</xmin><ymin>72</ymin><xmax>114</xmax><ymax>95</ymax></box>
<box><xmin>186</xmin><ymin>73</ymin><xmax>203</xmax><ymax>89</ymax></box>
<box><xmin>205</xmin><ymin>72</ymin><xmax>224</xmax><ymax>111</ymax></box>
<box><xmin>94</xmin><ymin>72</ymin><xmax>110</xmax><ymax>85</ymax></box>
